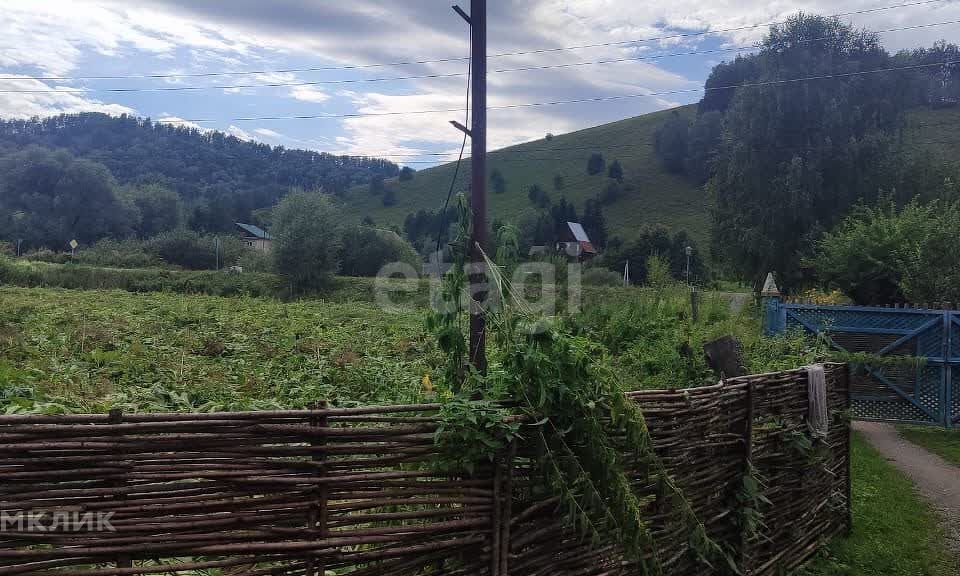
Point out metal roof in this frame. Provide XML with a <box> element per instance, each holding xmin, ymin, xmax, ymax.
<box><xmin>235</xmin><ymin>222</ymin><xmax>273</xmax><ymax>240</ymax></box>
<box><xmin>566</xmin><ymin>222</ymin><xmax>590</xmax><ymax>243</ymax></box>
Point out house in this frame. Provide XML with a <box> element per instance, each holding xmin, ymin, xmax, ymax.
<box><xmin>557</xmin><ymin>222</ymin><xmax>597</xmax><ymax>259</ymax></box>
<box><xmin>235</xmin><ymin>223</ymin><xmax>273</xmax><ymax>252</ymax></box>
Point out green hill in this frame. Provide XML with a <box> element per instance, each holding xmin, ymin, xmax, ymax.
<box><xmin>343</xmin><ymin>103</ymin><xmax>960</xmax><ymax>252</ymax></box>
<box><xmin>341</xmin><ymin>105</ymin><xmax>708</xmax><ymax>247</ymax></box>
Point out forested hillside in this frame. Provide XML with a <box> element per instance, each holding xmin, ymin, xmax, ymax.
<box><xmin>0</xmin><ymin>114</ymin><xmax>397</xmax><ymax>240</ymax></box>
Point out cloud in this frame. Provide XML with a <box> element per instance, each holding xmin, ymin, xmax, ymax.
<box><xmin>2</xmin><ymin>0</ymin><xmax>958</xmax><ymax>159</ymax></box>
<box><xmin>288</xmin><ymin>85</ymin><xmax>330</xmax><ymax>103</ymax></box>
<box><xmin>0</xmin><ymin>76</ymin><xmax>135</xmax><ymax>119</ymax></box>
<box><xmin>156</xmin><ymin>115</ymin><xmax>209</xmax><ymax>132</ymax></box>
<box><xmin>227</xmin><ymin>125</ymin><xmax>251</xmax><ymax>140</ymax></box>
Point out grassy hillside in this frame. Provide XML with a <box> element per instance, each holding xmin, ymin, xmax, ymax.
<box><xmin>341</xmin><ymin>106</ymin><xmax>708</xmax><ymax>247</ymax></box>
<box><xmin>342</xmin><ymin>104</ymin><xmax>960</xmax><ymax>251</ymax></box>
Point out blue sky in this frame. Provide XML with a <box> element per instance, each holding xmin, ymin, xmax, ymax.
<box><xmin>1</xmin><ymin>0</ymin><xmax>957</xmax><ymax>167</ymax></box>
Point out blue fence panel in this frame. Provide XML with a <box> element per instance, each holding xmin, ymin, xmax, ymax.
<box><xmin>767</xmin><ymin>298</ymin><xmax>956</xmax><ymax>428</ymax></box>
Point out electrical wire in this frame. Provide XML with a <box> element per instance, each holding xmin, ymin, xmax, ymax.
<box><xmin>149</xmin><ymin>58</ymin><xmax>960</xmax><ymax>123</ymax></box>
<box><xmin>5</xmin><ymin>18</ymin><xmax>959</xmax><ymax>94</ymax></box>
<box><xmin>0</xmin><ymin>0</ymin><xmax>944</xmax><ymax>82</ymax></box>
<box><xmin>436</xmin><ymin>27</ymin><xmax>472</xmax><ymax>258</ymax></box>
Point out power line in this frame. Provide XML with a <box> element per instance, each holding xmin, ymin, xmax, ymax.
<box><xmin>0</xmin><ymin>0</ymin><xmax>945</xmax><ymax>83</ymax></box>
<box><xmin>7</xmin><ymin>18</ymin><xmax>959</xmax><ymax>95</ymax></box>
<box><xmin>152</xmin><ymin>58</ymin><xmax>960</xmax><ymax>124</ymax></box>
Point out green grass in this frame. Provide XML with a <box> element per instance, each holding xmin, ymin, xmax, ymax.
<box><xmin>897</xmin><ymin>425</ymin><xmax>960</xmax><ymax>467</ymax></box>
<box><xmin>341</xmin><ymin>105</ymin><xmax>710</xmax><ymax>247</ymax></box>
<box><xmin>341</xmin><ymin>105</ymin><xmax>960</xmax><ymax>252</ymax></box>
<box><xmin>800</xmin><ymin>433</ymin><xmax>956</xmax><ymax>576</ymax></box>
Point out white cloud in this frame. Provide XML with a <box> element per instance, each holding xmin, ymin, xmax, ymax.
<box><xmin>0</xmin><ymin>76</ymin><xmax>135</xmax><ymax>119</ymax></box>
<box><xmin>253</xmin><ymin>128</ymin><xmax>284</xmax><ymax>139</ymax></box>
<box><xmin>288</xmin><ymin>85</ymin><xmax>330</xmax><ymax>103</ymax></box>
<box><xmin>156</xmin><ymin>115</ymin><xmax>209</xmax><ymax>132</ymax></box>
<box><xmin>227</xmin><ymin>125</ymin><xmax>251</xmax><ymax>140</ymax></box>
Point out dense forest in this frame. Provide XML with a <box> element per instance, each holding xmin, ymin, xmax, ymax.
<box><xmin>653</xmin><ymin>15</ymin><xmax>960</xmax><ymax>287</ymax></box>
<box><xmin>0</xmin><ymin>114</ymin><xmax>398</xmax><ymax>247</ymax></box>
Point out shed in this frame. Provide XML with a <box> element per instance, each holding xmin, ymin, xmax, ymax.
<box><xmin>558</xmin><ymin>222</ymin><xmax>597</xmax><ymax>258</ymax></box>
<box><xmin>235</xmin><ymin>223</ymin><xmax>273</xmax><ymax>252</ymax></box>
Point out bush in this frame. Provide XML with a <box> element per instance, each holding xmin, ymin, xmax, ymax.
<box><xmin>339</xmin><ymin>227</ymin><xmax>421</xmax><ymax>277</ymax></box>
<box><xmin>582</xmin><ymin>268</ymin><xmax>623</xmax><ymax>286</ymax></box>
<box><xmin>814</xmin><ymin>199</ymin><xmax>960</xmax><ymax>304</ymax></box>
<box><xmin>76</xmin><ymin>238</ymin><xmax>158</xmax><ymax>269</ymax></box>
<box><xmin>145</xmin><ymin>230</ymin><xmax>244</xmax><ymax>270</ymax></box>
<box><xmin>236</xmin><ymin>249</ymin><xmax>275</xmax><ymax>273</ymax></box>
<box><xmin>399</xmin><ymin>166</ymin><xmax>415</xmax><ymax>182</ymax></box>
<box><xmin>0</xmin><ymin>257</ymin><xmax>284</xmax><ymax>298</ymax></box>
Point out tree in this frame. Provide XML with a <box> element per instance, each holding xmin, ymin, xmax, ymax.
<box><xmin>586</xmin><ymin>153</ymin><xmax>605</xmax><ymax>175</ymax></box>
<box><xmin>553</xmin><ymin>174</ymin><xmax>564</xmax><ymax>191</ymax></box>
<box><xmin>581</xmin><ymin>198</ymin><xmax>608</xmax><ymax>248</ymax></box>
<box><xmin>491</xmin><ymin>169</ymin><xmax>507</xmax><ymax>194</ymax></box>
<box><xmin>145</xmin><ymin>229</ymin><xmax>243</xmax><ymax>270</ymax></box>
<box><xmin>654</xmin><ymin>111</ymin><xmax>689</xmax><ymax>173</ymax></box>
<box><xmin>369</xmin><ymin>176</ymin><xmax>385</xmax><ymax>196</ymax></box>
<box><xmin>122</xmin><ymin>184</ymin><xmax>182</xmax><ymax>238</ymax></box>
<box><xmin>607</xmin><ymin>160</ymin><xmax>623</xmax><ymax>182</ymax></box>
<box><xmin>709</xmin><ymin>14</ymin><xmax>903</xmax><ymax>287</ymax></box>
<box><xmin>272</xmin><ymin>190</ymin><xmax>343</xmax><ymax>292</ymax></box>
<box><xmin>527</xmin><ymin>184</ymin><xmax>550</xmax><ymax>208</ymax></box>
<box><xmin>382</xmin><ymin>186</ymin><xmax>397</xmax><ymax>206</ymax></box>
<box><xmin>399</xmin><ymin>166</ymin><xmax>415</xmax><ymax>181</ymax></box>
<box><xmin>684</xmin><ymin>111</ymin><xmax>723</xmax><ymax>184</ymax></box>
<box><xmin>550</xmin><ymin>197</ymin><xmax>578</xmax><ymax>240</ymax></box>
<box><xmin>0</xmin><ymin>146</ymin><xmax>131</xmax><ymax>250</ymax></box>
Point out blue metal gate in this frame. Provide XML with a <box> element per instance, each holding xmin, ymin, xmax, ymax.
<box><xmin>767</xmin><ymin>299</ymin><xmax>959</xmax><ymax>428</ymax></box>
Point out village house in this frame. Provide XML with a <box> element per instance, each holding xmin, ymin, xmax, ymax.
<box><xmin>235</xmin><ymin>222</ymin><xmax>273</xmax><ymax>252</ymax></box>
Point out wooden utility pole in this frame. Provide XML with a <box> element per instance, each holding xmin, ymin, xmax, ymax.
<box><xmin>453</xmin><ymin>0</ymin><xmax>488</xmax><ymax>372</ymax></box>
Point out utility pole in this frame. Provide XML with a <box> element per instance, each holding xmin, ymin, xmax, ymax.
<box><xmin>453</xmin><ymin>0</ymin><xmax>488</xmax><ymax>373</ymax></box>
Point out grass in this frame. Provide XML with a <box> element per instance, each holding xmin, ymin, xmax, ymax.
<box><xmin>897</xmin><ymin>425</ymin><xmax>960</xmax><ymax>467</ymax></box>
<box><xmin>800</xmin><ymin>433</ymin><xmax>956</xmax><ymax>576</ymax></box>
<box><xmin>340</xmin><ymin>105</ymin><xmax>710</xmax><ymax>247</ymax></box>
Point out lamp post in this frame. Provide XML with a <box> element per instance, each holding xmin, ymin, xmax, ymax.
<box><xmin>685</xmin><ymin>245</ymin><xmax>693</xmax><ymax>285</ymax></box>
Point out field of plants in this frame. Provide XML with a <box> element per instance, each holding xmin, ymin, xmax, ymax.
<box><xmin>0</xmin><ymin>281</ymin><xmax>816</xmax><ymax>414</ymax></box>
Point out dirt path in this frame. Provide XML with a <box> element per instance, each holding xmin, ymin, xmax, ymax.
<box><xmin>854</xmin><ymin>421</ymin><xmax>960</xmax><ymax>557</ymax></box>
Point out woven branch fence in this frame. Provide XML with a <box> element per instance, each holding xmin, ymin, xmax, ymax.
<box><xmin>0</xmin><ymin>364</ymin><xmax>850</xmax><ymax>575</ymax></box>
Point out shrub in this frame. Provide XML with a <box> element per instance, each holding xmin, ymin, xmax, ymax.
<box><xmin>607</xmin><ymin>160</ymin><xmax>623</xmax><ymax>182</ymax></box>
<box><xmin>76</xmin><ymin>238</ymin><xmax>158</xmax><ymax>269</ymax></box>
<box><xmin>339</xmin><ymin>226</ymin><xmax>421</xmax><ymax>277</ymax></box>
<box><xmin>813</xmin><ymin>199</ymin><xmax>960</xmax><ymax>305</ymax></box>
<box><xmin>272</xmin><ymin>190</ymin><xmax>343</xmax><ymax>292</ymax></box>
<box><xmin>145</xmin><ymin>230</ymin><xmax>244</xmax><ymax>270</ymax></box>
<box><xmin>236</xmin><ymin>249</ymin><xmax>275</xmax><ymax>274</ymax></box>
<box><xmin>491</xmin><ymin>169</ymin><xmax>506</xmax><ymax>194</ymax></box>
<box><xmin>582</xmin><ymin>268</ymin><xmax>623</xmax><ymax>286</ymax></box>
<box><xmin>399</xmin><ymin>166</ymin><xmax>415</xmax><ymax>181</ymax></box>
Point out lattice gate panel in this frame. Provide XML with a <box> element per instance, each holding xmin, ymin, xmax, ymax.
<box><xmin>776</xmin><ymin>303</ymin><xmax>953</xmax><ymax>427</ymax></box>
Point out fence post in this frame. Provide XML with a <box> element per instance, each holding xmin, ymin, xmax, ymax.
<box><xmin>740</xmin><ymin>381</ymin><xmax>756</xmax><ymax>574</ymax></box>
<box><xmin>108</xmin><ymin>408</ymin><xmax>132</xmax><ymax>570</ymax></box>
<box><xmin>761</xmin><ymin>272</ymin><xmax>781</xmax><ymax>336</ymax></box>
<box><xmin>491</xmin><ymin>457</ymin><xmax>502</xmax><ymax>576</ymax></box>
<box><xmin>499</xmin><ymin>441</ymin><xmax>516</xmax><ymax>576</ymax></box>
<box><xmin>306</xmin><ymin>401</ymin><xmax>328</xmax><ymax>576</ymax></box>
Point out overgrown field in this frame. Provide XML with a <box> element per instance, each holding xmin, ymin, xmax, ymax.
<box><xmin>0</xmin><ymin>284</ymin><xmax>811</xmax><ymax>414</ymax></box>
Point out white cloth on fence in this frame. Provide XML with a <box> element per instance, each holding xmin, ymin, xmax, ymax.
<box><xmin>806</xmin><ymin>364</ymin><xmax>829</xmax><ymax>439</ymax></box>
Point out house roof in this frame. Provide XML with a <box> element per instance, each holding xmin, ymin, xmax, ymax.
<box><xmin>566</xmin><ymin>222</ymin><xmax>590</xmax><ymax>243</ymax></box>
<box><xmin>235</xmin><ymin>223</ymin><xmax>273</xmax><ymax>240</ymax></box>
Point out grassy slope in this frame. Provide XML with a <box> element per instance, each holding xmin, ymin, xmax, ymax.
<box><xmin>342</xmin><ymin>105</ymin><xmax>960</xmax><ymax>253</ymax></box>
<box><xmin>897</xmin><ymin>425</ymin><xmax>960</xmax><ymax>467</ymax></box>
<box><xmin>801</xmin><ymin>433</ymin><xmax>956</xmax><ymax>576</ymax></box>
<box><xmin>341</xmin><ymin>105</ymin><xmax>709</xmax><ymax>247</ymax></box>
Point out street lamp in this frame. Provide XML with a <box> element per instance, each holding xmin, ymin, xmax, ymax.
<box><xmin>685</xmin><ymin>245</ymin><xmax>693</xmax><ymax>284</ymax></box>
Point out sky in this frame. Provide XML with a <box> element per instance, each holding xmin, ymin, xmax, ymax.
<box><xmin>0</xmin><ymin>0</ymin><xmax>958</xmax><ymax>166</ymax></box>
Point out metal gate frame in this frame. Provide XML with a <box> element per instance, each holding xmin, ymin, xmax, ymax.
<box><xmin>766</xmin><ymin>298</ymin><xmax>957</xmax><ymax>428</ymax></box>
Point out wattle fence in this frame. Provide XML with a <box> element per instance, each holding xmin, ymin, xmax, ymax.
<box><xmin>0</xmin><ymin>364</ymin><xmax>850</xmax><ymax>576</ymax></box>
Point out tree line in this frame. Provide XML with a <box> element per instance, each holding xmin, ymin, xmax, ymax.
<box><xmin>652</xmin><ymin>15</ymin><xmax>960</xmax><ymax>290</ymax></box>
